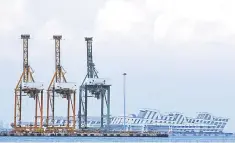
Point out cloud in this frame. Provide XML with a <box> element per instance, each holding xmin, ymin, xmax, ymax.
<box><xmin>94</xmin><ymin>0</ymin><xmax>148</xmax><ymax>40</ymax></box>
<box><xmin>36</xmin><ymin>19</ymin><xmax>65</xmax><ymax>39</ymax></box>
<box><xmin>153</xmin><ymin>15</ymin><xmax>195</xmax><ymax>44</ymax></box>
<box><xmin>0</xmin><ymin>0</ymin><xmax>26</xmax><ymax>34</ymax></box>
<box><xmin>95</xmin><ymin>0</ymin><xmax>235</xmax><ymax>44</ymax></box>
<box><xmin>0</xmin><ymin>0</ymin><xmax>235</xmax><ymax>132</ymax></box>
<box><xmin>92</xmin><ymin>1</ymin><xmax>235</xmax><ymax>132</ymax></box>
<box><xmin>151</xmin><ymin>0</ymin><xmax>235</xmax><ymax>43</ymax></box>
<box><xmin>0</xmin><ymin>0</ymin><xmax>33</xmax><ymax>62</ymax></box>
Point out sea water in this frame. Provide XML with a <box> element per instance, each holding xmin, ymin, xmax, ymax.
<box><xmin>0</xmin><ymin>136</ymin><xmax>235</xmax><ymax>142</ymax></box>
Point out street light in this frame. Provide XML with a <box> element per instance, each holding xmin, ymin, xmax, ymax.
<box><xmin>123</xmin><ymin>73</ymin><xmax>127</xmax><ymax>131</ymax></box>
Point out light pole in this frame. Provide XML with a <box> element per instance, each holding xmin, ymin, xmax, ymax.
<box><xmin>123</xmin><ymin>73</ymin><xmax>126</xmax><ymax>131</ymax></box>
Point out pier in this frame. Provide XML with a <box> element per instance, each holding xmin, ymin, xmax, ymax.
<box><xmin>0</xmin><ymin>131</ymin><xmax>168</xmax><ymax>137</ymax></box>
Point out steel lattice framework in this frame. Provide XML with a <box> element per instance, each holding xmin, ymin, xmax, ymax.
<box><xmin>78</xmin><ymin>37</ymin><xmax>111</xmax><ymax>130</ymax></box>
<box><xmin>46</xmin><ymin>35</ymin><xmax>76</xmax><ymax>133</ymax></box>
<box><xmin>14</xmin><ymin>34</ymin><xmax>44</xmax><ymax>132</ymax></box>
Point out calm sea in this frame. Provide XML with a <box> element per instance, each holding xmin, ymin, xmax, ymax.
<box><xmin>0</xmin><ymin>136</ymin><xmax>234</xmax><ymax>142</ymax></box>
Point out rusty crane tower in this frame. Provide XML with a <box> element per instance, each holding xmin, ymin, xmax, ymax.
<box><xmin>14</xmin><ymin>34</ymin><xmax>44</xmax><ymax>132</ymax></box>
<box><xmin>78</xmin><ymin>37</ymin><xmax>111</xmax><ymax>130</ymax></box>
<box><xmin>46</xmin><ymin>35</ymin><xmax>76</xmax><ymax>132</ymax></box>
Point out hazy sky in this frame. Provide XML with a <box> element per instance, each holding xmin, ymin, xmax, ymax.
<box><xmin>1</xmin><ymin>0</ymin><xmax>235</xmax><ymax>132</ymax></box>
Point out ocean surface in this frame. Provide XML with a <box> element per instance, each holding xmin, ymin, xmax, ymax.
<box><xmin>0</xmin><ymin>136</ymin><xmax>235</xmax><ymax>142</ymax></box>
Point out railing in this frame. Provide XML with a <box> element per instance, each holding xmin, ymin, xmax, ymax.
<box><xmin>22</xmin><ymin>82</ymin><xmax>44</xmax><ymax>90</ymax></box>
<box><xmin>54</xmin><ymin>82</ymin><xmax>77</xmax><ymax>90</ymax></box>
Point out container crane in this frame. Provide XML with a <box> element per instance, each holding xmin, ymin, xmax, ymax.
<box><xmin>46</xmin><ymin>35</ymin><xmax>76</xmax><ymax>133</ymax></box>
<box><xmin>78</xmin><ymin>37</ymin><xmax>111</xmax><ymax>130</ymax></box>
<box><xmin>13</xmin><ymin>34</ymin><xmax>44</xmax><ymax>133</ymax></box>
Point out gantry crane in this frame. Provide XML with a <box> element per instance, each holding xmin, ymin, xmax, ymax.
<box><xmin>46</xmin><ymin>35</ymin><xmax>76</xmax><ymax>133</ymax></box>
<box><xmin>13</xmin><ymin>34</ymin><xmax>44</xmax><ymax>132</ymax></box>
<box><xmin>78</xmin><ymin>37</ymin><xmax>111</xmax><ymax>130</ymax></box>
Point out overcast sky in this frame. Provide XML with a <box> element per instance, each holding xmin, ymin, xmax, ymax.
<box><xmin>1</xmin><ymin>0</ymin><xmax>235</xmax><ymax>132</ymax></box>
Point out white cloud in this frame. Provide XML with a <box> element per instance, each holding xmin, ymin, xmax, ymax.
<box><xmin>0</xmin><ymin>0</ymin><xmax>26</xmax><ymax>33</ymax></box>
<box><xmin>95</xmin><ymin>0</ymin><xmax>147</xmax><ymax>39</ymax></box>
<box><xmin>1</xmin><ymin>0</ymin><xmax>235</xmax><ymax>132</ymax></box>
<box><xmin>0</xmin><ymin>0</ymin><xmax>29</xmax><ymax>62</ymax></box>
<box><xmin>35</xmin><ymin>19</ymin><xmax>65</xmax><ymax>39</ymax></box>
<box><xmin>95</xmin><ymin>0</ymin><xmax>235</xmax><ymax>44</ymax></box>
<box><xmin>151</xmin><ymin>0</ymin><xmax>235</xmax><ymax>43</ymax></box>
<box><xmin>153</xmin><ymin>15</ymin><xmax>195</xmax><ymax>44</ymax></box>
<box><xmin>146</xmin><ymin>0</ymin><xmax>225</xmax><ymax>21</ymax></box>
<box><xmin>32</xmin><ymin>19</ymin><xmax>74</xmax><ymax>58</ymax></box>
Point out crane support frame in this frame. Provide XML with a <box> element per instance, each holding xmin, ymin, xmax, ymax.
<box><xmin>78</xmin><ymin>37</ymin><xmax>111</xmax><ymax>130</ymax></box>
<box><xmin>13</xmin><ymin>34</ymin><xmax>44</xmax><ymax>133</ymax></box>
<box><xmin>46</xmin><ymin>35</ymin><xmax>76</xmax><ymax>133</ymax></box>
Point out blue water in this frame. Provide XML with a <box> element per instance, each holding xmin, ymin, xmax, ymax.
<box><xmin>0</xmin><ymin>136</ymin><xmax>234</xmax><ymax>142</ymax></box>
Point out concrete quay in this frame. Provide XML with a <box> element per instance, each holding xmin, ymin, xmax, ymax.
<box><xmin>0</xmin><ymin>132</ymin><xmax>169</xmax><ymax>137</ymax></box>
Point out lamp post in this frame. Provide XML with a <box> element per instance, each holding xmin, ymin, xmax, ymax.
<box><xmin>123</xmin><ymin>73</ymin><xmax>127</xmax><ymax>131</ymax></box>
